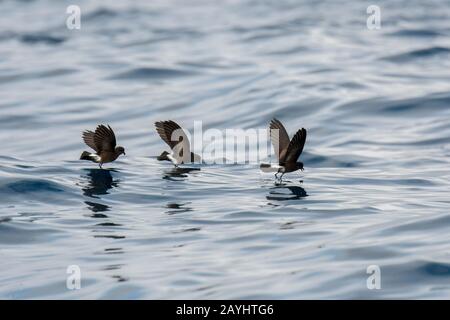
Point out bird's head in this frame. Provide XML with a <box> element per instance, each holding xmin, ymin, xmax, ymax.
<box><xmin>115</xmin><ymin>146</ymin><xmax>126</xmax><ymax>156</ymax></box>
<box><xmin>296</xmin><ymin>162</ymin><xmax>304</xmax><ymax>172</ymax></box>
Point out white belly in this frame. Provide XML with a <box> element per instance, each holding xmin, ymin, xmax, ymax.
<box><xmin>260</xmin><ymin>163</ymin><xmax>283</xmax><ymax>172</ymax></box>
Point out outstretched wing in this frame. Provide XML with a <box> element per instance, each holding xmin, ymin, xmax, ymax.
<box><xmin>269</xmin><ymin>118</ymin><xmax>290</xmax><ymax>161</ymax></box>
<box><xmin>155</xmin><ymin>120</ymin><xmax>191</xmax><ymax>162</ymax></box>
<box><xmin>82</xmin><ymin>130</ymin><xmax>98</xmax><ymax>152</ymax></box>
<box><xmin>283</xmin><ymin>128</ymin><xmax>307</xmax><ymax>164</ymax></box>
<box><xmin>83</xmin><ymin>124</ymin><xmax>116</xmax><ymax>153</ymax></box>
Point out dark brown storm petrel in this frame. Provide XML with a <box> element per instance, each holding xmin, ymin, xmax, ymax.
<box><xmin>80</xmin><ymin>124</ymin><xmax>125</xmax><ymax>168</ymax></box>
<box><xmin>155</xmin><ymin>120</ymin><xmax>201</xmax><ymax>166</ymax></box>
<box><xmin>260</xmin><ymin>118</ymin><xmax>307</xmax><ymax>181</ymax></box>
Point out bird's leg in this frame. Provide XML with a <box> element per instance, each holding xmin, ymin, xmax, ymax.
<box><xmin>99</xmin><ymin>162</ymin><xmax>103</xmax><ymax>169</ymax></box>
<box><xmin>275</xmin><ymin>169</ymin><xmax>283</xmax><ymax>183</ymax></box>
<box><xmin>279</xmin><ymin>173</ymin><xmax>285</xmax><ymax>183</ymax></box>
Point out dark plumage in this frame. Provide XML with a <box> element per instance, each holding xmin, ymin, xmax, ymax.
<box><xmin>155</xmin><ymin>120</ymin><xmax>200</xmax><ymax>165</ymax></box>
<box><xmin>261</xmin><ymin>118</ymin><xmax>307</xmax><ymax>181</ymax></box>
<box><xmin>80</xmin><ymin>124</ymin><xmax>125</xmax><ymax>168</ymax></box>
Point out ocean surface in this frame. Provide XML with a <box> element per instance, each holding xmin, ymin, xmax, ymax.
<box><xmin>1</xmin><ymin>0</ymin><xmax>450</xmax><ymax>299</ymax></box>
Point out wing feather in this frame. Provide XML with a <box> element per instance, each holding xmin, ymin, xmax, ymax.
<box><xmin>269</xmin><ymin>118</ymin><xmax>290</xmax><ymax>161</ymax></box>
<box><xmin>283</xmin><ymin>128</ymin><xmax>307</xmax><ymax>164</ymax></box>
<box><xmin>155</xmin><ymin>120</ymin><xmax>190</xmax><ymax>151</ymax></box>
<box><xmin>155</xmin><ymin>120</ymin><xmax>191</xmax><ymax>163</ymax></box>
<box><xmin>93</xmin><ymin>124</ymin><xmax>116</xmax><ymax>152</ymax></box>
<box><xmin>82</xmin><ymin>130</ymin><xmax>98</xmax><ymax>152</ymax></box>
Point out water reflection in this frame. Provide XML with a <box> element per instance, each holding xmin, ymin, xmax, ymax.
<box><xmin>82</xmin><ymin>169</ymin><xmax>118</xmax><ymax>198</ymax></box>
<box><xmin>163</xmin><ymin>167</ymin><xmax>200</xmax><ymax>181</ymax></box>
<box><xmin>80</xmin><ymin>168</ymin><xmax>126</xmax><ymax>241</ymax></box>
<box><xmin>266</xmin><ymin>184</ymin><xmax>308</xmax><ymax>201</ymax></box>
<box><xmin>84</xmin><ymin>201</ymin><xmax>110</xmax><ymax>213</ymax></box>
<box><xmin>81</xmin><ymin>169</ymin><xmax>117</xmax><ymax>218</ymax></box>
<box><xmin>111</xmin><ymin>275</ymin><xmax>129</xmax><ymax>282</ymax></box>
<box><xmin>93</xmin><ymin>234</ymin><xmax>126</xmax><ymax>239</ymax></box>
<box><xmin>165</xmin><ymin>202</ymin><xmax>193</xmax><ymax>215</ymax></box>
<box><xmin>103</xmin><ymin>248</ymin><xmax>124</xmax><ymax>255</ymax></box>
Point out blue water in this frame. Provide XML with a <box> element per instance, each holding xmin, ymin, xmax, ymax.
<box><xmin>1</xmin><ymin>0</ymin><xmax>450</xmax><ymax>299</ymax></box>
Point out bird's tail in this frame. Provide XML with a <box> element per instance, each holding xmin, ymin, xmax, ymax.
<box><xmin>260</xmin><ymin>163</ymin><xmax>279</xmax><ymax>172</ymax></box>
<box><xmin>157</xmin><ymin>151</ymin><xmax>170</xmax><ymax>161</ymax></box>
<box><xmin>80</xmin><ymin>151</ymin><xmax>98</xmax><ymax>162</ymax></box>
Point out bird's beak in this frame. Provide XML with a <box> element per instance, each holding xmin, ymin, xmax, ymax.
<box><xmin>123</xmin><ymin>152</ymin><xmax>126</xmax><ymax>156</ymax></box>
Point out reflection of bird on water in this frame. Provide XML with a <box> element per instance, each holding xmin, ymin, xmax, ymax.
<box><xmin>266</xmin><ymin>185</ymin><xmax>308</xmax><ymax>201</ymax></box>
<box><xmin>81</xmin><ymin>169</ymin><xmax>118</xmax><ymax>216</ymax></box>
<box><xmin>165</xmin><ymin>202</ymin><xmax>193</xmax><ymax>215</ymax></box>
<box><xmin>84</xmin><ymin>201</ymin><xmax>110</xmax><ymax>214</ymax></box>
<box><xmin>163</xmin><ymin>167</ymin><xmax>200</xmax><ymax>180</ymax></box>
<box><xmin>81</xmin><ymin>168</ymin><xmax>118</xmax><ymax>198</ymax></box>
<box><xmin>80</xmin><ymin>169</ymin><xmax>125</xmax><ymax>242</ymax></box>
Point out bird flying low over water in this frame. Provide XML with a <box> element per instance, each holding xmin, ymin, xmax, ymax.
<box><xmin>260</xmin><ymin>118</ymin><xmax>307</xmax><ymax>181</ymax></box>
<box><xmin>155</xmin><ymin>120</ymin><xmax>201</xmax><ymax>166</ymax></box>
<box><xmin>80</xmin><ymin>124</ymin><xmax>125</xmax><ymax>168</ymax></box>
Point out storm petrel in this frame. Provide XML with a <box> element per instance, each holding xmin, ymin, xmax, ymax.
<box><xmin>260</xmin><ymin>118</ymin><xmax>307</xmax><ymax>181</ymax></box>
<box><xmin>155</xmin><ymin>120</ymin><xmax>201</xmax><ymax>166</ymax></box>
<box><xmin>80</xmin><ymin>124</ymin><xmax>125</xmax><ymax>168</ymax></box>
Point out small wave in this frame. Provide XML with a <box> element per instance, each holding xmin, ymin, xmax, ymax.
<box><xmin>83</xmin><ymin>7</ymin><xmax>152</xmax><ymax>22</ymax></box>
<box><xmin>382</xmin><ymin>93</ymin><xmax>450</xmax><ymax>114</ymax></box>
<box><xmin>422</xmin><ymin>262</ymin><xmax>450</xmax><ymax>277</ymax></box>
<box><xmin>109</xmin><ymin>67</ymin><xmax>197</xmax><ymax>81</ymax></box>
<box><xmin>0</xmin><ymin>31</ymin><xmax>16</xmax><ymax>42</ymax></box>
<box><xmin>20</xmin><ymin>33</ymin><xmax>66</xmax><ymax>45</ymax></box>
<box><xmin>83</xmin><ymin>8</ymin><xmax>118</xmax><ymax>21</ymax></box>
<box><xmin>0</xmin><ymin>221</ymin><xmax>64</xmax><ymax>245</ymax></box>
<box><xmin>0</xmin><ymin>155</ymin><xmax>22</xmax><ymax>162</ymax></box>
<box><xmin>0</xmin><ymin>177</ymin><xmax>79</xmax><ymax>205</ymax></box>
<box><xmin>388</xmin><ymin>29</ymin><xmax>443</xmax><ymax>38</ymax></box>
<box><xmin>264</xmin><ymin>45</ymin><xmax>309</xmax><ymax>56</ymax></box>
<box><xmin>381</xmin><ymin>214</ymin><xmax>450</xmax><ymax>234</ymax></box>
<box><xmin>303</xmin><ymin>152</ymin><xmax>363</xmax><ymax>168</ymax></box>
<box><xmin>339</xmin><ymin>91</ymin><xmax>450</xmax><ymax>117</ymax></box>
<box><xmin>5</xmin><ymin>179</ymin><xmax>64</xmax><ymax>193</ymax></box>
<box><xmin>36</xmin><ymin>68</ymin><xmax>77</xmax><ymax>78</ymax></box>
<box><xmin>382</xmin><ymin>46</ymin><xmax>450</xmax><ymax>62</ymax></box>
<box><xmin>0</xmin><ymin>68</ymin><xmax>76</xmax><ymax>85</ymax></box>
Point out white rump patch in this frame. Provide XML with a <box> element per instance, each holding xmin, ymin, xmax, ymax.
<box><xmin>260</xmin><ymin>163</ymin><xmax>282</xmax><ymax>173</ymax></box>
<box><xmin>89</xmin><ymin>154</ymin><xmax>101</xmax><ymax>162</ymax></box>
